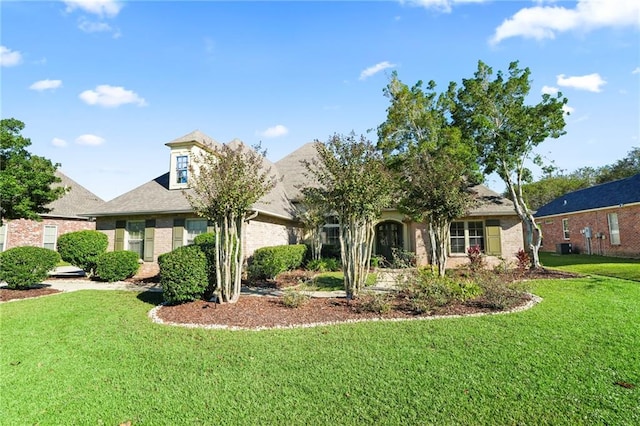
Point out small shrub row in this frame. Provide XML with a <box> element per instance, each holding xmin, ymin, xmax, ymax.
<box><xmin>306</xmin><ymin>257</ymin><xmax>341</xmax><ymax>273</ymax></box>
<box><xmin>0</xmin><ymin>246</ymin><xmax>61</xmax><ymax>289</ymax></box>
<box><xmin>401</xmin><ymin>268</ymin><xmax>483</xmax><ymax>314</ymax></box>
<box><xmin>356</xmin><ymin>291</ymin><xmax>393</xmax><ymax>314</ymax></box>
<box><xmin>95</xmin><ymin>251</ymin><xmax>140</xmax><ymax>282</ymax></box>
<box><xmin>57</xmin><ymin>230</ymin><xmax>108</xmax><ymax>275</ymax></box>
<box><xmin>248</xmin><ymin>244</ymin><xmax>307</xmax><ymax>280</ymax></box>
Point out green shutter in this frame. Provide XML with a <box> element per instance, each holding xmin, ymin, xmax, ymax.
<box><xmin>207</xmin><ymin>220</ymin><xmax>215</xmax><ymax>235</ymax></box>
<box><xmin>115</xmin><ymin>220</ymin><xmax>126</xmax><ymax>251</ymax></box>
<box><xmin>172</xmin><ymin>218</ymin><xmax>185</xmax><ymax>250</ymax></box>
<box><xmin>485</xmin><ymin>219</ymin><xmax>502</xmax><ymax>256</ymax></box>
<box><xmin>144</xmin><ymin>219</ymin><xmax>155</xmax><ymax>262</ymax></box>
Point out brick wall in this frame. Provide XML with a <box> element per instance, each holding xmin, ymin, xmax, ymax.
<box><xmin>3</xmin><ymin>217</ymin><xmax>95</xmax><ymax>251</ymax></box>
<box><xmin>537</xmin><ymin>204</ymin><xmax>640</xmax><ymax>258</ymax></box>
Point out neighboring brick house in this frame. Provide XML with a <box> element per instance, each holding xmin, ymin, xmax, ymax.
<box><xmin>535</xmin><ymin>173</ymin><xmax>640</xmax><ymax>258</ymax></box>
<box><xmin>276</xmin><ymin>142</ymin><xmax>525</xmax><ymax>268</ymax></box>
<box><xmin>85</xmin><ymin>131</ymin><xmax>302</xmax><ymax>266</ymax></box>
<box><xmin>0</xmin><ymin>171</ymin><xmax>104</xmax><ymax>252</ymax></box>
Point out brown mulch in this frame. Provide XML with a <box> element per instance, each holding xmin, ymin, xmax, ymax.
<box><xmin>0</xmin><ymin>286</ymin><xmax>62</xmax><ymax>302</ymax></box>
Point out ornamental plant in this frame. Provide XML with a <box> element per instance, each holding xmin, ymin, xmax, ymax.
<box><xmin>57</xmin><ymin>230</ymin><xmax>108</xmax><ymax>275</ymax></box>
<box><xmin>0</xmin><ymin>246</ymin><xmax>60</xmax><ymax>289</ymax></box>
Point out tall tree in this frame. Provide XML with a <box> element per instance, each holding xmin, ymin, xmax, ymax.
<box><xmin>596</xmin><ymin>146</ymin><xmax>640</xmax><ymax>184</ymax></box>
<box><xmin>302</xmin><ymin>133</ymin><xmax>394</xmax><ymax>299</ymax></box>
<box><xmin>0</xmin><ymin>118</ymin><xmax>65</xmax><ymax>224</ymax></box>
<box><xmin>297</xmin><ymin>194</ymin><xmax>327</xmax><ymax>261</ymax></box>
<box><xmin>185</xmin><ymin>142</ymin><xmax>277</xmax><ymax>303</ymax></box>
<box><xmin>378</xmin><ymin>73</ymin><xmax>479</xmax><ymax>276</ymax></box>
<box><xmin>452</xmin><ymin>61</ymin><xmax>567</xmax><ymax>268</ymax></box>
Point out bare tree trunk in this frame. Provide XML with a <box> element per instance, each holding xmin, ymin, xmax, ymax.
<box><xmin>427</xmin><ymin>221</ymin><xmax>437</xmax><ymax>265</ymax></box>
<box><xmin>313</xmin><ymin>225</ymin><xmax>323</xmax><ymax>261</ymax></box>
<box><xmin>339</xmin><ymin>217</ymin><xmax>373</xmax><ymax>299</ymax></box>
<box><xmin>432</xmin><ymin>219</ymin><xmax>449</xmax><ymax>277</ymax></box>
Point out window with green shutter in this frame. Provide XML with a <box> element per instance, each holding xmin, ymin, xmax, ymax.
<box><xmin>173</xmin><ymin>218</ymin><xmax>185</xmax><ymax>250</ymax></box>
<box><xmin>144</xmin><ymin>219</ymin><xmax>155</xmax><ymax>262</ymax></box>
<box><xmin>115</xmin><ymin>220</ymin><xmax>126</xmax><ymax>251</ymax></box>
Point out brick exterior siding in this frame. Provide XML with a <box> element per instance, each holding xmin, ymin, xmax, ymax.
<box><xmin>1</xmin><ymin>217</ymin><xmax>96</xmax><ymax>251</ymax></box>
<box><xmin>537</xmin><ymin>204</ymin><xmax>640</xmax><ymax>258</ymax></box>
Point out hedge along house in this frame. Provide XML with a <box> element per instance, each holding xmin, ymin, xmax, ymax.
<box><xmin>85</xmin><ymin>131</ymin><xmax>302</xmax><ymax>273</ymax></box>
<box><xmin>0</xmin><ymin>171</ymin><xmax>104</xmax><ymax>253</ymax></box>
<box><xmin>534</xmin><ymin>173</ymin><xmax>640</xmax><ymax>258</ymax></box>
<box><xmin>275</xmin><ymin>142</ymin><xmax>525</xmax><ymax>268</ymax></box>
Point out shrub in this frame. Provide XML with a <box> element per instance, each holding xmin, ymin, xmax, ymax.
<box><xmin>57</xmin><ymin>230</ymin><xmax>108</xmax><ymax>274</ymax></box>
<box><xmin>466</xmin><ymin>245</ymin><xmax>484</xmax><ymax>272</ymax></box>
<box><xmin>158</xmin><ymin>245</ymin><xmax>208</xmax><ymax>304</ymax></box>
<box><xmin>248</xmin><ymin>244</ymin><xmax>307</xmax><ymax>280</ymax></box>
<box><xmin>0</xmin><ymin>246</ymin><xmax>60</xmax><ymax>289</ymax></box>
<box><xmin>401</xmin><ymin>268</ymin><xmax>481</xmax><ymax>313</ymax></box>
<box><xmin>390</xmin><ymin>248</ymin><xmax>416</xmax><ymax>269</ymax></box>
<box><xmin>475</xmin><ymin>271</ymin><xmax>530</xmax><ymax>310</ymax></box>
<box><xmin>95</xmin><ymin>251</ymin><xmax>140</xmax><ymax>282</ymax></box>
<box><xmin>516</xmin><ymin>249</ymin><xmax>531</xmax><ymax>271</ymax></box>
<box><xmin>306</xmin><ymin>257</ymin><xmax>341</xmax><ymax>272</ymax></box>
<box><xmin>356</xmin><ymin>291</ymin><xmax>393</xmax><ymax>314</ymax></box>
<box><xmin>193</xmin><ymin>232</ymin><xmax>215</xmax><ymax>245</ymax></box>
<box><xmin>281</xmin><ymin>288</ymin><xmax>311</xmax><ymax>308</ymax></box>
<box><xmin>192</xmin><ymin>235</ymin><xmax>217</xmax><ymax>298</ymax></box>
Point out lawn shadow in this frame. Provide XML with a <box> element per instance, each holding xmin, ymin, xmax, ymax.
<box><xmin>137</xmin><ymin>290</ymin><xmax>163</xmax><ymax>306</ymax></box>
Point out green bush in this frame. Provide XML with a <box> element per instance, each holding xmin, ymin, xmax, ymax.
<box><xmin>475</xmin><ymin>272</ymin><xmax>530</xmax><ymax>310</ymax></box>
<box><xmin>193</xmin><ymin>232</ymin><xmax>215</xmax><ymax>245</ymax></box>
<box><xmin>248</xmin><ymin>244</ymin><xmax>307</xmax><ymax>280</ymax></box>
<box><xmin>193</xmin><ymin>236</ymin><xmax>217</xmax><ymax>299</ymax></box>
<box><xmin>0</xmin><ymin>246</ymin><xmax>60</xmax><ymax>289</ymax></box>
<box><xmin>281</xmin><ymin>288</ymin><xmax>311</xmax><ymax>308</ymax></box>
<box><xmin>356</xmin><ymin>291</ymin><xmax>393</xmax><ymax>314</ymax></box>
<box><xmin>401</xmin><ymin>268</ymin><xmax>481</xmax><ymax>314</ymax></box>
<box><xmin>158</xmin><ymin>245</ymin><xmax>208</xmax><ymax>304</ymax></box>
<box><xmin>57</xmin><ymin>230</ymin><xmax>108</xmax><ymax>274</ymax></box>
<box><xmin>95</xmin><ymin>251</ymin><xmax>140</xmax><ymax>282</ymax></box>
<box><xmin>306</xmin><ymin>257</ymin><xmax>341</xmax><ymax>272</ymax></box>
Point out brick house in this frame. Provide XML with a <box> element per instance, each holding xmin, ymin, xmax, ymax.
<box><xmin>535</xmin><ymin>173</ymin><xmax>640</xmax><ymax>258</ymax></box>
<box><xmin>0</xmin><ymin>171</ymin><xmax>104</xmax><ymax>252</ymax></box>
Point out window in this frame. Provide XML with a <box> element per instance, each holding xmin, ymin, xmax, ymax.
<box><xmin>562</xmin><ymin>218</ymin><xmax>570</xmax><ymax>240</ymax></box>
<box><xmin>608</xmin><ymin>213</ymin><xmax>620</xmax><ymax>245</ymax></box>
<box><xmin>185</xmin><ymin>219</ymin><xmax>207</xmax><ymax>245</ymax></box>
<box><xmin>0</xmin><ymin>224</ymin><xmax>6</xmax><ymax>252</ymax></box>
<box><xmin>322</xmin><ymin>216</ymin><xmax>340</xmax><ymax>246</ymax></box>
<box><xmin>127</xmin><ymin>221</ymin><xmax>145</xmax><ymax>258</ymax></box>
<box><xmin>176</xmin><ymin>155</ymin><xmax>188</xmax><ymax>184</ymax></box>
<box><xmin>450</xmin><ymin>221</ymin><xmax>484</xmax><ymax>254</ymax></box>
<box><xmin>43</xmin><ymin>225</ymin><xmax>58</xmax><ymax>250</ymax></box>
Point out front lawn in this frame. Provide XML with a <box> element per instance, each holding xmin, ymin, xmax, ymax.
<box><xmin>305</xmin><ymin>271</ymin><xmax>378</xmax><ymax>291</ymax></box>
<box><xmin>539</xmin><ymin>251</ymin><xmax>640</xmax><ymax>281</ymax></box>
<box><xmin>1</xmin><ymin>276</ymin><xmax>638</xmax><ymax>424</ymax></box>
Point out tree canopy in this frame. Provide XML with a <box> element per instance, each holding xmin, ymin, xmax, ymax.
<box><xmin>1</xmin><ymin>118</ymin><xmax>65</xmax><ymax>224</ymax></box>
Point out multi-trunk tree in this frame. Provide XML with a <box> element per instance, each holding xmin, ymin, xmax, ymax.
<box><xmin>452</xmin><ymin>60</ymin><xmax>567</xmax><ymax>268</ymax></box>
<box><xmin>302</xmin><ymin>133</ymin><xmax>394</xmax><ymax>299</ymax></box>
<box><xmin>185</xmin><ymin>142</ymin><xmax>277</xmax><ymax>303</ymax></box>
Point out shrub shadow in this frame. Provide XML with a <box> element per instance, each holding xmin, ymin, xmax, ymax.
<box><xmin>137</xmin><ymin>290</ymin><xmax>163</xmax><ymax>306</ymax></box>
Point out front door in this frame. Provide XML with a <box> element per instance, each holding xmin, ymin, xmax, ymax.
<box><xmin>375</xmin><ymin>221</ymin><xmax>403</xmax><ymax>263</ymax></box>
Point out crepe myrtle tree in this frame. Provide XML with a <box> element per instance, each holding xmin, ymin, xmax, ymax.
<box><xmin>302</xmin><ymin>133</ymin><xmax>395</xmax><ymax>299</ymax></box>
<box><xmin>378</xmin><ymin>72</ymin><xmax>479</xmax><ymax>276</ymax></box>
<box><xmin>185</xmin><ymin>142</ymin><xmax>277</xmax><ymax>303</ymax></box>
<box><xmin>452</xmin><ymin>60</ymin><xmax>567</xmax><ymax>268</ymax></box>
<box><xmin>1</xmin><ymin>118</ymin><xmax>66</xmax><ymax>224</ymax></box>
<box><xmin>297</xmin><ymin>194</ymin><xmax>328</xmax><ymax>261</ymax></box>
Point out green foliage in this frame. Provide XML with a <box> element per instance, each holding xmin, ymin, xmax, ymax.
<box><xmin>306</xmin><ymin>257</ymin><xmax>341</xmax><ymax>272</ymax></box>
<box><xmin>355</xmin><ymin>291</ymin><xmax>393</xmax><ymax>314</ymax></box>
<box><xmin>475</xmin><ymin>271</ymin><xmax>530</xmax><ymax>310</ymax></box>
<box><xmin>56</xmin><ymin>230</ymin><xmax>108</xmax><ymax>274</ymax></box>
<box><xmin>95</xmin><ymin>251</ymin><xmax>140</xmax><ymax>282</ymax></box>
<box><xmin>390</xmin><ymin>248</ymin><xmax>416</xmax><ymax>269</ymax></box>
<box><xmin>281</xmin><ymin>288</ymin><xmax>311</xmax><ymax>308</ymax></box>
<box><xmin>158</xmin><ymin>245</ymin><xmax>208</xmax><ymax>304</ymax></box>
<box><xmin>0</xmin><ymin>246</ymin><xmax>60</xmax><ymax>289</ymax></box>
<box><xmin>248</xmin><ymin>244</ymin><xmax>308</xmax><ymax>280</ymax></box>
<box><xmin>401</xmin><ymin>268</ymin><xmax>482</xmax><ymax>313</ymax></box>
<box><xmin>0</xmin><ymin>118</ymin><xmax>66</xmax><ymax>223</ymax></box>
<box><xmin>192</xmin><ymin>232</ymin><xmax>215</xmax><ymax>245</ymax></box>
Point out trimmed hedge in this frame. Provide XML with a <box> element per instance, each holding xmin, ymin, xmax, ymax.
<box><xmin>57</xmin><ymin>230</ymin><xmax>108</xmax><ymax>274</ymax></box>
<box><xmin>193</xmin><ymin>232</ymin><xmax>215</xmax><ymax>245</ymax></box>
<box><xmin>158</xmin><ymin>245</ymin><xmax>208</xmax><ymax>304</ymax></box>
<box><xmin>95</xmin><ymin>251</ymin><xmax>140</xmax><ymax>282</ymax></box>
<box><xmin>0</xmin><ymin>246</ymin><xmax>60</xmax><ymax>289</ymax></box>
<box><xmin>248</xmin><ymin>244</ymin><xmax>307</xmax><ymax>280</ymax></box>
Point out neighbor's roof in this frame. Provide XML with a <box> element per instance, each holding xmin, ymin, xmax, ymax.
<box><xmin>88</xmin><ymin>134</ymin><xmax>296</xmax><ymax>220</ymax></box>
<box><xmin>466</xmin><ymin>184</ymin><xmax>517</xmax><ymax>217</ymax></box>
<box><xmin>534</xmin><ymin>173</ymin><xmax>640</xmax><ymax>217</ymax></box>
<box><xmin>42</xmin><ymin>171</ymin><xmax>104</xmax><ymax>219</ymax></box>
<box><xmin>274</xmin><ymin>141</ymin><xmax>321</xmax><ymax>201</ymax></box>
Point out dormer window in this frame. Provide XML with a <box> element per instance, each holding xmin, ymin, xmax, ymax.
<box><xmin>176</xmin><ymin>155</ymin><xmax>188</xmax><ymax>184</ymax></box>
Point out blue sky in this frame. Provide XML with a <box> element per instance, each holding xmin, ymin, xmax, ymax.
<box><xmin>2</xmin><ymin>0</ymin><xmax>638</xmax><ymax>201</ymax></box>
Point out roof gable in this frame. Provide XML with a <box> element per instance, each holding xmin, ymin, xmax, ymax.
<box><xmin>535</xmin><ymin>173</ymin><xmax>640</xmax><ymax>217</ymax></box>
<box><xmin>43</xmin><ymin>171</ymin><xmax>104</xmax><ymax>218</ymax></box>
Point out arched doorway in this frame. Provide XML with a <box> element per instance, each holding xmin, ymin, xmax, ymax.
<box><xmin>375</xmin><ymin>221</ymin><xmax>403</xmax><ymax>263</ymax></box>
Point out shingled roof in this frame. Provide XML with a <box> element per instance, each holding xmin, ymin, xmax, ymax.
<box><xmin>534</xmin><ymin>173</ymin><xmax>640</xmax><ymax>217</ymax></box>
<box><xmin>275</xmin><ymin>141</ymin><xmax>321</xmax><ymax>201</ymax></box>
<box><xmin>466</xmin><ymin>184</ymin><xmax>517</xmax><ymax>216</ymax></box>
<box><xmin>165</xmin><ymin>129</ymin><xmax>222</xmax><ymax>150</ymax></box>
<box><xmin>43</xmin><ymin>171</ymin><xmax>104</xmax><ymax>219</ymax></box>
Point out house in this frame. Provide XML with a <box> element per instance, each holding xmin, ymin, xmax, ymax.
<box><xmin>86</xmin><ymin>132</ymin><xmax>524</xmax><ymax>270</ymax></box>
<box><xmin>0</xmin><ymin>171</ymin><xmax>104</xmax><ymax>252</ymax></box>
<box><xmin>86</xmin><ymin>131</ymin><xmax>302</xmax><ymax>272</ymax></box>
<box><xmin>534</xmin><ymin>173</ymin><xmax>640</xmax><ymax>258</ymax></box>
<box><xmin>276</xmin><ymin>142</ymin><xmax>525</xmax><ymax>268</ymax></box>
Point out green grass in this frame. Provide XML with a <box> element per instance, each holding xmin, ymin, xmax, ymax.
<box><xmin>540</xmin><ymin>251</ymin><xmax>640</xmax><ymax>281</ymax></box>
<box><xmin>1</xmin><ymin>276</ymin><xmax>639</xmax><ymax>425</ymax></box>
<box><xmin>305</xmin><ymin>271</ymin><xmax>378</xmax><ymax>291</ymax></box>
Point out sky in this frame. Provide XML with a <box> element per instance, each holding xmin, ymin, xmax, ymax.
<box><xmin>1</xmin><ymin>0</ymin><xmax>639</xmax><ymax>201</ymax></box>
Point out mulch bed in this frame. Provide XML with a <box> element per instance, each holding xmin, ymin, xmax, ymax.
<box><xmin>0</xmin><ymin>286</ymin><xmax>62</xmax><ymax>302</ymax></box>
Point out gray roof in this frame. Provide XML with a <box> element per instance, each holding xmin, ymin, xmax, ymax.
<box><xmin>88</xmin><ymin>135</ymin><xmax>296</xmax><ymax>220</ymax></box>
<box><xmin>43</xmin><ymin>171</ymin><xmax>104</xmax><ymax>219</ymax></box>
<box><xmin>535</xmin><ymin>173</ymin><xmax>640</xmax><ymax>217</ymax></box>
<box><xmin>466</xmin><ymin>184</ymin><xmax>517</xmax><ymax>216</ymax></box>
<box><xmin>274</xmin><ymin>141</ymin><xmax>322</xmax><ymax>201</ymax></box>
<box><xmin>165</xmin><ymin>130</ymin><xmax>222</xmax><ymax>150</ymax></box>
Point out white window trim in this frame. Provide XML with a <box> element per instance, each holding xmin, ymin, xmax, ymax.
<box><xmin>0</xmin><ymin>224</ymin><xmax>8</xmax><ymax>252</ymax></box>
<box><xmin>607</xmin><ymin>213</ymin><xmax>621</xmax><ymax>245</ymax></box>
<box><xmin>562</xmin><ymin>218</ymin><xmax>570</xmax><ymax>240</ymax></box>
<box><xmin>450</xmin><ymin>220</ymin><xmax>485</xmax><ymax>256</ymax></box>
<box><xmin>42</xmin><ymin>225</ymin><xmax>58</xmax><ymax>250</ymax></box>
<box><xmin>184</xmin><ymin>219</ymin><xmax>208</xmax><ymax>245</ymax></box>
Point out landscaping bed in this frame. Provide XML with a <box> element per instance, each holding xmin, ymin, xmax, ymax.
<box><xmin>0</xmin><ymin>286</ymin><xmax>61</xmax><ymax>302</ymax></box>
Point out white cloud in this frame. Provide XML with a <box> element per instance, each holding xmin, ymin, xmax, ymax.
<box><xmin>557</xmin><ymin>73</ymin><xmax>606</xmax><ymax>92</ymax></box>
<box><xmin>75</xmin><ymin>134</ymin><xmax>105</xmax><ymax>146</ymax></box>
<box><xmin>490</xmin><ymin>0</ymin><xmax>640</xmax><ymax>44</ymax></box>
<box><xmin>541</xmin><ymin>85</ymin><xmax>559</xmax><ymax>95</ymax></box>
<box><xmin>632</xmin><ymin>67</ymin><xmax>640</xmax><ymax>74</ymax></box>
<box><xmin>562</xmin><ymin>104</ymin><xmax>575</xmax><ymax>115</ymax></box>
<box><xmin>402</xmin><ymin>0</ymin><xmax>487</xmax><ymax>13</ymax></box>
<box><xmin>29</xmin><ymin>79</ymin><xmax>63</xmax><ymax>91</ymax></box>
<box><xmin>63</xmin><ymin>0</ymin><xmax>123</xmax><ymax>18</ymax></box>
<box><xmin>359</xmin><ymin>61</ymin><xmax>396</xmax><ymax>80</ymax></box>
<box><xmin>79</xmin><ymin>85</ymin><xmax>147</xmax><ymax>107</ymax></box>
<box><xmin>52</xmin><ymin>137</ymin><xmax>68</xmax><ymax>147</ymax></box>
<box><xmin>0</xmin><ymin>45</ymin><xmax>23</xmax><ymax>67</ymax></box>
<box><xmin>78</xmin><ymin>18</ymin><xmax>112</xmax><ymax>33</ymax></box>
<box><xmin>258</xmin><ymin>125</ymin><xmax>289</xmax><ymax>139</ymax></box>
